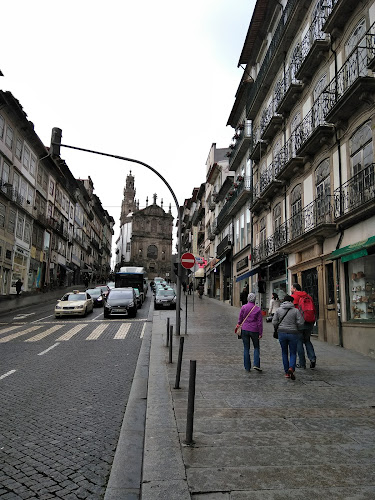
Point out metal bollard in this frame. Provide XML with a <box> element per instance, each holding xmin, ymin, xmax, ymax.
<box><xmin>184</xmin><ymin>360</ymin><xmax>196</xmax><ymax>445</ymax></box>
<box><xmin>166</xmin><ymin>317</ymin><xmax>170</xmax><ymax>347</ymax></box>
<box><xmin>185</xmin><ymin>295</ymin><xmax>188</xmax><ymax>335</ymax></box>
<box><xmin>168</xmin><ymin>325</ymin><xmax>173</xmax><ymax>364</ymax></box>
<box><xmin>174</xmin><ymin>337</ymin><xmax>185</xmax><ymax>389</ymax></box>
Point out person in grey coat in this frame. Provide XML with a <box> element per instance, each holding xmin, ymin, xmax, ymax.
<box><xmin>272</xmin><ymin>294</ymin><xmax>304</xmax><ymax>380</ymax></box>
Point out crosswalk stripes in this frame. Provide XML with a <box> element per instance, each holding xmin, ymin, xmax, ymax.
<box><xmin>85</xmin><ymin>324</ymin><xmax>109</xmax><ymax>340</ymax></box>
<box><xmin>114</xmin><ymin>323</ymin><xmax>130</xmax><ymax>339</ymax></box>
<box><xmin>57</xmin><ymin>324</ymin><xmax>88</xmax><ymax>341</ymax></box>
<box><xmin>25</xmin><ymin>325</ymin><xmax>65</xmax><ymax>342</ymax></box>
<box><xmin>0</xmin><ymin>325</ymin><xmax>43</xmax><ymax>343</ymax></box>
<box><xmin>0</xmin><ymin>324</ymin><xmax>26</xmax><ymax>336</ymax></box>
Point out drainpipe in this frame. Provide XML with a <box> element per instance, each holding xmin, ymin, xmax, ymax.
<box><xmin>335</xmin><ymin>229</ymin><xmax>344</xmax><ymax>348</ymax></box>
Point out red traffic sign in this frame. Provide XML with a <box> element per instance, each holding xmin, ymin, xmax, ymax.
<box><xmin>181</xmin><ymin>252</ymin><xmax>196</xmax><ymax>269</ymax></box>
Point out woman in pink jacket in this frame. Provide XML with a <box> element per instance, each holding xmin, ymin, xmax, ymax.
<box><xmin>237</xmin><ymin>292</ymin><xmax>263</xmax><ymax>372</ymax></box>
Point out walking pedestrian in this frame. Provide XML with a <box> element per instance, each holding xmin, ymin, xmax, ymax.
<box><xmin>188</xmin><ymin>282</ymin><xmax>193</xmax><ymax>295</ymax></box>
<box><xmin>197</xmin><ymin>283</ymin><xmax>204</xmax><ymax>299</ymax></box>
<box><xmin>15</xmin><ymin>279</ymin><xmax>23</xmax><ymax>296</ymax></box>
<box><xmin>240</xmin><ymin>286</ymin><xmax>248</xmax><ymax>306</ymax></box>
<box><xmin>273</xmin><ymin>294</ymin><xmax>304</xmax><ymax>380</ymax></box>
<box><xmin>182</xmin><ymin>281</ymin><xmax>187</xmax><ymax>294</ymax></box>
<box><xmin>291</xmin><ymin>283</ymin><xmax>317</xmax><ymax>369</ymax></box>
<box><xmin>268</xmin><ymin>292</ymin><xmax>280</xmax><ymax>317</ymax></box>
<box><xmin>237</xmin><ymin>292</ymin><xmax>263</xmax><ymax>372</ymax></box>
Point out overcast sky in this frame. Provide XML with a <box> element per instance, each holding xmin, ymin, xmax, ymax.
<box><xmin>1</xmin><ymin>0</ymin><xmax>255</xmax><ymax>252</ymax></box>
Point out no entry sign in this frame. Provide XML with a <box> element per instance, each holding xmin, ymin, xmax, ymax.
<box><xmin>181</xmin><ymin>252</ymin><xmax>196</xmax><ymax>269</ymax></box>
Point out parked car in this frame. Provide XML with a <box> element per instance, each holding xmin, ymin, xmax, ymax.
<box><xmin>106</xmin><ymin>281</ymin><xmax>115</xmax><ymax>290</ymax></box>
<box><xmin>86</xmin><ymin>288</ymin><xmax>104</xmax><ymax>307</ymax></box>
<box><xmin>95</xmin><ymin>284</ymin><xmax>110</xmax><ymax>298</ymax></box>
<box><xmin>134</xmin><ymin>288</ymin><xmax>142</xmax><ymax>308</ymax></box>
<box><xmin>55</xmin><ymin>290</ymin><xmax>94</xmax><ymax>318</ymax></box>
<box><xmin>104</xmin><ymin>287</ymin><xmax>137</xmax><ymax>318</ymax></box>
<box><xmin>154</xmin><ymin>289</ymin><xmax>177</xmax><ymax>310</ymax></box>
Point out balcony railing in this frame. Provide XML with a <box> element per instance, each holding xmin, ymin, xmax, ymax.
<box><xmin>334</xmin><ymin>165</ymin><xmax>375</xmax><ymax>219</ymax></box>
<box><xmin>259</xmin><ymin>99</ymin><xmax>283</xmax><ymax>140</ymax></box>
<box><xmin>229</xmin><ymin>121</ymin><xmax>252</xmax><ymax>171</ymax></box>
<box><xmin>216</xmin><ymin>176</ymin><xmax>251</xmax><ymax>231</ymax></box>
<box><xmin>295</xmin><ymin>14</ymin><xmax>329</xmax><ymax>80</ymax></box>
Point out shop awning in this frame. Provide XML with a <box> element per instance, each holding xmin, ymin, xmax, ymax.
<box><xmin>214</xmin><ymin>256</ymin><xmax>226</xmax><ymax>270</ymax></box>
<box><xmin>329</xmin><ymin>236</ymin><xmax>375</xmax><ymax>263</ymax></box>
<box><xmin>235</xmin><ymin>266</ymin><xmax>260</xmax><ymax>282</ymax></box>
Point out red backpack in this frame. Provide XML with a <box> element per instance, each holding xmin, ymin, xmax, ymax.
<box><xmin>298</xmin><ymin>295</ymin><xmax>316</xmax><ymax>323</ymax></box>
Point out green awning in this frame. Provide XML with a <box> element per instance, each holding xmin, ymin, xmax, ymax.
<box><xmin>329</xmin><ymin>236</ymin><xmax>375</xmax><ymax>262</ymax></box>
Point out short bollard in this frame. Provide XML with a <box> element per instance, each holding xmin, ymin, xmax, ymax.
<box><xmin>168</xmin><ymin>325</ymin><xmax>173</xmax><ymax>364</ymax></box>
<box><xmin>184</xmin><ymin>360</ymin><xmax>196</xmax><ymax>445</ymax></box>
<box><xmin>185</xmin><ymin>295</ymin><xmax>188</xmax><ymax>335</ymax></box>
<box><xmin>174</xmin><ymin>337</ymin><xmax>185</xmax><ymax>389</ymax></box>
<box><xmin>166</xmin><ymin>317</ymin><xmax>170</xmax><ymax>347</ymax></box>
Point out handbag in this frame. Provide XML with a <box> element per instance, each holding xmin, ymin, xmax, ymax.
<box><xmin>273</xmin><ymin>308</ymin><xmax>291</xmax><ymax>339</ymax></box>
<box><xmin>235</xmin><ymin>305</ymin><xmax>256</xmax><ymax>339</ymax></box>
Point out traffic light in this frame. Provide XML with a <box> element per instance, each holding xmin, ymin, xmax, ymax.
<box><xmin>50</xmin><ymin>127</ymin><xmax>62</xmax><ymax>157</ymax></box>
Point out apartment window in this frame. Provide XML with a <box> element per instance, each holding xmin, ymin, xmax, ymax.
<box><xmin>0</xmin><ymin>202</ymin><xmax>5</xmax><ymax>228</ymax></box>
<box><xmin>5</xmin><ymin>126</ymin><xmax>13</xmax><ymax>150</ymax></box>
<box><xmin>291</xmin><ymin>184</ymin><xmax>302</xmax><ymax>238</ymax></box>
<box><xmin>240</xmin><ymin>213</ymin><xmax>245</xmax><ymax>249</ymax></box>
<box><xmin>289</xmin><ymin>43</ymin><xmax>301</xmax><ymax>83</ymax></box>
<box><xmin>15</xmin><ymin>138</ymin><xmax>23</xmax><ymax>160</ymax></box>
<box><xmin>8</xmin><ymin>210</ymin><xmax>16</xmax><ymax>234</ymax></box>
<box><xmin>0</xmin><ymin>115</ymin><xmax>4</xmax><ymax>139</ymax></box>
<box><xmin>23</xmin><ymin>145</ymin><xmax>30</xmax><ymax>170</ymax></box>
<box><xmin>345</xmin><ymin>18</ymin><xmax>366</xmax><ymax>57</ymax></box>
<box><xmin>20</xmin><ymin>178</ymin><xmax>27</xmax><ymax>201</ymax></box>
<box><xmin>16</xmin><ymin>215</ymin><xmax>24</xmax><ymax>239</ymax></box>
<box><xmin>1</xmin><ymin>162</ymin><xmax>10</xmax><ymax>186</ymax></box>
<box><xmin>315</xmin><ymin>159</ymin><xmax>331</xmax><ymax>220</ymax></box>
<box><xmin>291</xmin><ymin>111</ymin><xmax>301</xmax><ymax>156</ymax></box>
<box><xmin>126</xmin><ymin>242</ymin><xmax>131</xmax><ymax>252</ymax></box>
<box><xmin>27</xmin><ymin>185</ymin><xmax>34</xmax><ymax>207</ymax></box>
<box><xmin>30</xmin><ymin>154</ymin><xmax>36</xmax><ymax>177</ymax></box>
<box><xmin>13</xmin><ymin>171</ymin><xmax>20</xmax><ymax>194</ymax></box>
<box><xmin>349</xmin><ymin>121</ymin><xmax>374</xmax><ymax>204</ymax></box>
<box><xmin>235</xmin><ymin>218</ymin><xmax>240</xmax><ymax>251</ymax></box>
<box><xmin>24</xmin><ymin>221</ymin><xmax>31</xmax><ymax>244</ymax></box>
<box><xmin>273</xmin><ymin>203</ymin><xmax>282</xmax><ymax>231</ymax></box>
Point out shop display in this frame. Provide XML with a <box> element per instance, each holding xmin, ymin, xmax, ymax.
<box><xmin>350</xmin><ymin>270</ymin><xmax>375</xmax><ymax>320</ymax></box>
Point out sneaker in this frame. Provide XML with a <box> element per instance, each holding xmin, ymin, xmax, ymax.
<box><xmin>310</xmin><ymin>361</ymin><xmax>316</xmax><ymax>369</ymax></box>
<box><xmin>285</xmin><ymin>373</ymin><xmax>291</xmax><ymax>378</ymax></box>
<box><xmin>253</xmin><ymin>366</ymin><xmax>262</xmax><ymax>372</ymax></box>
<box><xmin>288</xmin><ymin>368</ymin><xmax>295</xmax><ymax>380</ymax></box>
<box><xmin>296</xmin><ymin>364</ymin><xmax>306</xmax><ymax>369</ymax></box>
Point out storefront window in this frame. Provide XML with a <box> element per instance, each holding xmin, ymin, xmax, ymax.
<box><xmin>348</xmin><ymin>254</ymin><xmax>375</xmax><ymax>321</ymax></box>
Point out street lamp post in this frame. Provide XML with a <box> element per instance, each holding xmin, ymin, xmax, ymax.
<box><xmin>51</xmin><ymin>135</ymin><xmax>182</xmax><ymax>335</ymax></box>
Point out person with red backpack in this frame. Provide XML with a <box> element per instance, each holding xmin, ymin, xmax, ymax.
<box><xmin>291</xmin><ymin>283</ymin><xmax>317</xmax><ymax>369</ymax></box>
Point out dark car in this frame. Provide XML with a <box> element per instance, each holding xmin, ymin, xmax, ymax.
<box><xmin>154</xmin><ymin>289</ymin><xmax>177</xmax><ymax>310</ymax></box>
<box><xmin>104</xmin><ymin>287</ymin><xmax>137</xmax><ymax>318</ymax></box>
<box><xmin>96</xmin><ymin>285</ymin><xmax>110</xmax><ymax>299</ymax></box>
<box><xmin>86</xmin><ymin>288</ymin><xmax>104</xmax><ymax>307</ymax></box>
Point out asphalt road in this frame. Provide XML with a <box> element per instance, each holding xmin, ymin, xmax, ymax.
<box><xmin>0</xmin><ymin>293</ymin><xmax>152</xmax><ymax>499</ymax></box>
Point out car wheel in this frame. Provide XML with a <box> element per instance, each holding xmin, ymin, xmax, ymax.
<box><xmin>83</xmin><ymin>307</ymin><xmax>87</xmax><ymax>317</ymax></box>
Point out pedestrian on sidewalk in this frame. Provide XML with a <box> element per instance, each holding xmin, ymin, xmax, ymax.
<box><xmin>273</xmin><ymin>294</ymin><xmax>304</xmax><ymax>380</ymax></box>
<box><xmin>240</xmin><ymin>286</ymin><xmax>248</xmax><ymax>306</ymax></box>
<box><xmin>237</xmin><ymin>292</ymin><xmax>263</xmax><ymax>372</ymax></box>
<box><xmin>197</xmin><ymin>283</ymin><xmax>204</xmax><ymax>299</ymax></box>
<box><xmin>188</xmin><ymin>282</ymin><xmax>193</xmax><ymax>295</ymax></box>
<box><xmin>15</xmin><ymin>279</ymin><xmax>23</xmax><ymax>296</ymax></box>
<box><xmin>291</xmin><ymin>283</ymin><xmax>317</xmax><ymax>369</ymax></box>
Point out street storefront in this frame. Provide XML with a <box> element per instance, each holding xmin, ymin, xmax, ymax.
<box><xmin>329</xmin><ymin>236</ymin><xmax>375</xmax><ymax>357</ymax></box>
<box><xmin>11</xmin><ymin>245</ymin><xmax>29</xmax><ymax>294</ymax></box>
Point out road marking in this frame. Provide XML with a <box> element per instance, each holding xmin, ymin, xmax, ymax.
<box><xmin>91</xmin><ymin>311</ymin><xmax>104</xmax><ymax>321</ymax></box>
<box><xmin>0</xmin><ymin>369</ymin><xmax>16</xmax><ymax>380</ymax></box>
<box><xmin>114</xmin><ymin>323</ymin><xmax>130</xmax><ymax>339</ymax></box>
<box><xmin>38</xmin><ymin>343</ymin><xmax>60</xmax><ymax>356</ymax></box>
<box><xmin>0</xmin><ymin>325</ymin><xmax>25</xmax><ymax>336</ymax></box>
<box><xmin>86</xmin><ymin>324</ymin><xmax>109</xmax><ymax>340</ymax></box>
<box><xmin>56</xmin><ymin>324</ymin><xmax>88</xmax><ymax>341</ymax></box>
<box><xmin>0</xmin><ymin>325</ymin><xmax>43</xmax><ymax>343</ymax></box>
<box><xmin>25</xmin><ymin>325</ymin><xmax>64</xmax><ymax>342</ymax></box>
<box><xmin>31</xmin><ymin>314</ymin><xmax>55</xmax><ymax>323</ymax></box>
<box><xmin>13</xmin><ymin>312</ymin><xmax>36</xmax><ymax>320</ymax></box>
<box><xmin>140</xmin><ymin>323</ymin><xmax>146</xmax><ymax>338</ymax></box>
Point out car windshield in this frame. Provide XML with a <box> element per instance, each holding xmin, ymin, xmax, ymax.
<box><xmin>62</xmin><ymin>293</ymin><xmax>86</xmax><ymax>301</ymax></box>
<box><xmin>134</xmin><ymin>289</ymin><xmax>140</xmax><ymax>296</ymax></box>
<box><xmin>157</xmin><ymin>290</ymin><xmax>175</xmax><ymax>297</ymax></box>
<box><xmin>86</xmin><ymin>289</ymin><xmax>101</xmax><ymax>297</ymax></box>
<box><xmin>109</xmin><ymin>290</ymin><xmax>133</xmax><ymax>299</ymax></box>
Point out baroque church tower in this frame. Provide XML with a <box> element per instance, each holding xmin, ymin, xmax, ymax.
<box><xmin>120</xmin><ymin>171</ymin><xmax>136</xmax><ymax>225</ymax></box>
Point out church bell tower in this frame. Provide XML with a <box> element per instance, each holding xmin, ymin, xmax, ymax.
<box><xmin>120</xmin><ymin>171</ymin><xmax>136</xmax><ymax>225</ymax></box>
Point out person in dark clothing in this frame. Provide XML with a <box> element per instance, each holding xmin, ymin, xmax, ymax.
<box><xmin>188</xmin><ymin>282</ymin><xmax>193</xmax><ymax>295</ymax></box>
<box><xmin>240</xmin><ymin>286</ymin><xmax>248</xmax><ymax>306</ymax></box>
<box><xmin>197</xmin><ymin>283</ymin><xmax>204</xmax><ymax>298</ymax></box>
<box><xmin>15</xmin><ymin>279</ymin><xmax>23</xmax><ymax>296</ymax></box>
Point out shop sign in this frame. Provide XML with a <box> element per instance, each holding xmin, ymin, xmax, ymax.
<box><xmin>236</xmin><ymin>256</ymin><xmax>248</xmax><ymax>272</ymax></box>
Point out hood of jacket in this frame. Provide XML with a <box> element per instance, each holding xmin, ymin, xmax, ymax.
<box><xmin>280</xmin><ymin>301</ymin><xmax>295</xmax><ymax>309</ymax></box>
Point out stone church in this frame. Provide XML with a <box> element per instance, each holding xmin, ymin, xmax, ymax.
<box><xmin>115</xmin><ymin>172</ymin><xmax>173</xmax><ymax>279</ymax></box>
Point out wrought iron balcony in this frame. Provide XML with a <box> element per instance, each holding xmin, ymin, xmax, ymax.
<box><xmin>191</xmin><ymin>206</ymin><xmax>205</xmax><ymax>227</ymax></box>
<box><xmin>275</xmin><ymin>64</ymin><xmax>303</xmax><ymax>115</ymax></box>
<box><xmin>216</xmin><ymin>177</ymin><xmax>251</xmax><ymax>232</ymax></box>
<box><xmin>334</xmin><ymin>165</ymin><xmax>375</xmax><ymax>222</ymax></box>
<box><xmin>322</xmin><ymin>45</ymin><xmax>375</xmax><ymax>124</ymax></box>
<box><xmin>367</xmin><ymin>24</ymin><xmax>375</xmax><ymax>70</ymax></box>
<box><xmin>250</xmin><ymin>126</ymin><xmax>267</xmax><ymax>161</ymax></box>
<box><xmin>207</xmin><ymin>195</ymin><xmax>216</xmax><ymax>211</ymax></box>
<box><xmin>322</xmin><ymin>0</ymin><xmax>353</xmax><ymax>35</ymax></box>
<box><xmin>246</xmin><ymin>0</ymin><xmax>309</xmax><ymax>120</ymax></box>
<box><xmin>252</xmin><ymin>230</ymin><xmax>287</xmax><ymax>265</ymax></box>
<box><xmin>208</xmin><ymin>224</ymin><xmax>215</xmax><ymax>241</ymax></box>
<box><xmin>295</xmin><ymin>16</ymin><xmax>330</xmax><ymax>81</ymax></box>
<box><xmin>273</xmin><ymin>137</ymin><xmax>304</xmax><ymax>181</ymax></box>
<box><xmin>217</xmin><ymin>234</ymin><xmax>232</xmax><ymax>257</ymax></box>
<box><xmin>260</xmin><ymin>99</ymin><xmax>283</xmax><ymax>141</ymax></box>
<box><xmin>293</xmin><ymin>97</ymin><xmax>335</xmax><ymax>156</ymax></box>
<box><xmin>229</xmin><ymin>121</ymin><xmax>252</xmax><ymax>172</ymax></box>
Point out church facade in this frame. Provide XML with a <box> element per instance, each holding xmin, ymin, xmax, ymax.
<box><xmin>115</xmin><ymin>172</ymin><xmax>173</xmax><ymax>280</ymax></box>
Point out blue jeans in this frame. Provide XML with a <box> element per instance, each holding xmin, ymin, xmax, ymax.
<box><xmin>242</xmin><ymin>330</ymin><xmax>260</xmax><ymax>371</ymax></box>
<box><xmin>297</xmin><ymin>323</ymin><xmax>316</xmax><ymax>367</ymax></box>
<box><xmin>278</xmin><ymin>332</ymin><xmax>298</xmax><ymax>373</ymax></box>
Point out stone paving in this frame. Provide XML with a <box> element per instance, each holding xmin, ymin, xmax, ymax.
<box><xmin>142</xmin><ymin>294</ymin><xmax>375</xmax><ymax>499</ymax></box>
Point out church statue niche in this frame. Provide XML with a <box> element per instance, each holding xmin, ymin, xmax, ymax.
<box><xmin>147</xmin><ymin>245</ymin><xmax>158</xmax><ymax>259</ymax></box>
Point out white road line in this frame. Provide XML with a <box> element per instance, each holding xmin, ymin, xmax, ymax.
<box><xmin>0</xmin><ymin>369</ymin><xmax>16</xmax><ymax>380</ymax></box>
<box><xmin>25</xmin><ymin>325</ymin><xmax>64</xmax><ymax>342</ymax></box>
<box><xmin>0</xmin><ymin>325</ymin><xmax>43</xmax><ymax>343</ymax></box>
<box><xmin>91</xmin><ymin>311</ymin><xmax>104</xmax><ymax>321</ymax></box>
<box><xmin>0</xmin><ymin>325</ymin><xmax>25</xmax><ymax>336</ymax></box>
<box><xmin>38</xmin><ymin>343</ymin><xmax>60</xmax><ymax>356</ymax></box>
<box><xmin>114</xmin><ymin>323</ymin><xmax>130</xmax><ymax>339</ymax></box>
<box><xmin>140</xmin><ymin>323</ymin><xmax>146</xmax><ymax>338</ymax></box>
<box><xmin>56</xmin><ymin>324</ymin><xmax>87</xmax><ymax>341</ymax></box>
<box><xmin>31</xmin><ymin>314</ymin><xmax>55</xmax><ymax>323</ymax></box>
<box><xmin>13</xmin><ymin>312</ymin><xmax>36</xmax><ymax>320</ymax></box>
<box><xmin>86</xmin><ymin>324</ymin><xmax>109</xmax><ymax>340</ymax></box>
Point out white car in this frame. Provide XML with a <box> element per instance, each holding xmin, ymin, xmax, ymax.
<box><xmin>55</xmin><ymin>290</ymin><xmax>94</xmax><ymax>318</ymax></box>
